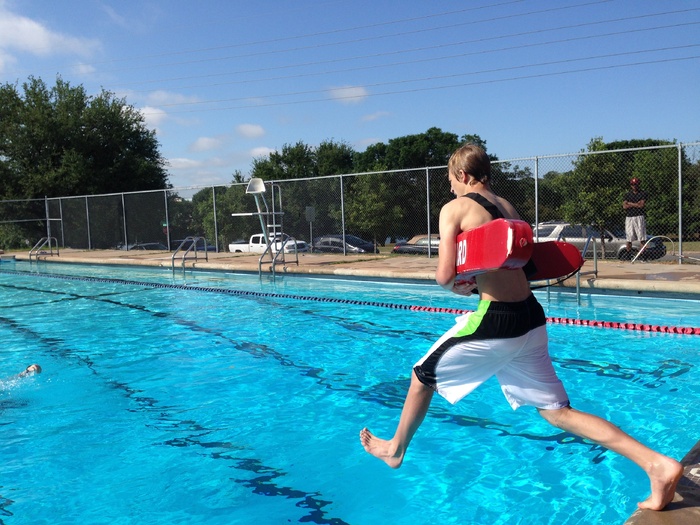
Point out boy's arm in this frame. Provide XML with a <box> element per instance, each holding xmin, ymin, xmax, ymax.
<box><xmin>435</xmin><ymin>203</ymin><xmax>460</xmax><ymax>291</ymax></box>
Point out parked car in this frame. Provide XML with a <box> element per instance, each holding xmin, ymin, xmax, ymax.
<box><xmin>392</xmin><ymin>235</ymin><xmax>440</xmax><ymax>255</ymax></box>
<box><xmin>385</xmin><ymin>235</ymin><xmax>409</xmax><ymax>245</ymax></box>
<box><xmin>533</xmin><ymin>221</ymin><xmax>666</xmax><ymax>260</ymax></box>
<box><xmin>229</xmin><ymin>233</ymin><xmax>306</xmax><ymax>254</ymax></box>
<box><xmin>283</xmin><ymin>240</ymin><xmax>309</xmax><ymax>254</ymax></box>
<box><xmin>117</xmin><ymin>242</ymin><xmax>168</xmax><ymax>251</ymax></box>
<box><xmin>312</xmin><ymin>234</ymin><xmax>378</xmax><ymax>254</ymax></box>
<box><xmin>172</xmin><ymin>238</ymin><xmax>217</xmax><ymax>252</ymax></box>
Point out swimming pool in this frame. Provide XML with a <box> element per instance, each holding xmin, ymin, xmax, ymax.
<box><xmin>1</xmin><ymin>260</ymin><xmax>698</xmax><ymax>525</ymax></box>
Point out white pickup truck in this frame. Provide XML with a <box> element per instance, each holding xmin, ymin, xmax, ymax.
<box><xmin>228</xmin><ymin>234</ymin><xmax>308</xmax><ymax>254</ymax></box>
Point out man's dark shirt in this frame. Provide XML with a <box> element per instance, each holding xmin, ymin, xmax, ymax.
<box><xmin>624</xmin><ymin>190</ymin><xmax>647</xmax><ymax>218</ymax></box>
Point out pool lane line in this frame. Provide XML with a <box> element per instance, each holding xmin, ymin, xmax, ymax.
<box><xmin>2</xmin><ymin>268</ymin><xmax>700</xmax><ymax>335</ymax></box>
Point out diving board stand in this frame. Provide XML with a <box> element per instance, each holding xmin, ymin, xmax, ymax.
<box><xmin>230</xmin><ymin>177</ymin><xmax>298</xmax><ymax>278</ymax></box>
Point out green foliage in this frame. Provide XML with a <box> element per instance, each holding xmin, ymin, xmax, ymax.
<box><xmin>0</xmin><ymin>76</ymin><xmax>168</xmax><ymax>201</ymax></box>
<box><xmin>250</xmin><ymin>140</ymin><xmax>362</xmax><ymax>240</ymax></box>
<box><xmin>316</xmin><ymin>140</ymin><xmax>355</xmax><ymax>176</ymax></box>
<box><xmin>0</xmin><ymin>223</ymin><xmax>31</xmax><ymax>250</ymax></box>
<box><xmin>537</xmin><ymin>170</ymin><xmax>573</xmax><ymax>222</ymax></box>
<box><xmin>354</xmin><ymin>127</ymin><xmax>468</xmax><ymax>171</ymax></box>
<box><xmin>189</xmin><ymin>173</ymin><xmax>256</xmax><ymax>248</ymax></box>
<box><xmin>344</xmin><ymin>173</ymin><xmax>403</xmax><ymax>243</ymax></box>
<box><xmin>491</xmin><ymin>163</ymin><xmax>536</xmax><ymax>223</ymax></box>
<box><xmin>252</xmin><ymin>141</ymin><xmax>317</xmax><ymax>180</ymax></box>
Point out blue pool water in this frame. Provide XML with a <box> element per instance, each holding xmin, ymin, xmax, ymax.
<box><xmin>1</xmin><ymin>260</ymin><xmax>699</xmax><ymax>525</ymax></box>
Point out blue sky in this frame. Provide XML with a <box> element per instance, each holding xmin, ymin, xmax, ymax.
<box><xmin>1</xmin><ymin>0</ymin><xmax>698</xmax><ymax>189</ymax></box>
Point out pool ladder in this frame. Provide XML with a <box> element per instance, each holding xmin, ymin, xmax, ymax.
<box><xmin>575</xmin><ymin>237</ymin><xmax>599</xmax><ymax>304</ymax></box>
<box><xmin>29</xmin><ymin>237</ymin><xmax>60</xmax><ymax>261</ymax></box>
<box><xmin>171</xmin><ymin>236</ymin><xmax>209</xmax><ymax>272</ymax></box>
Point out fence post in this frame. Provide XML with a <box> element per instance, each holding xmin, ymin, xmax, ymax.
<box><xmin>339</xmin><ymin>175</ymin><xmax>346</xmax><ymax>256</ymax></box>
<box><xmin>44</xmin><ymin>196</ymin><xmax>50</xmax><ymax>239</ymax></box>
<box><xmin>534</xmin><ymin>156</ymin><xmax>540</xmax><ymax>236</ymax></box>
<box><xmin>85</xmin><ymin>196</ymin><xmax>92</xmax><ymax>250</ymax></box>
<box><xmin>163</xmin><ymin>190</ymin><xmax>170</xmax><ymax>250</ymax></box>
<box><xmin>426</xmin><ymin>168</ymin><xmax>432</xmax><ymax>258</ymax></box>
<box><xmin>59</xmin><ymin>198</ymin><xmax>65</xmax><ymax>247</ymax></box>
<box><xmin>121</xmin><ymin>193</ymin><xmax>128</xmax><ymax>249</ymax></box>
<box><xmin>212</xmin><ymin>186</ymin><xmax>219</xmax><ymax>252</ymax></box>
<box><xmin>678</xmin><ymin>144</ymin><xmax>683</xmax><ymax>264</ymax></box>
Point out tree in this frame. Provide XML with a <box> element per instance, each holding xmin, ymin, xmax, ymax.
<box><xmin>188</xmin><ymin>171</ymin><xmax>252</xmax><ymax>249</ymax></box>
<box><xmin>354</xmin><ymin>128</ymin><xmax>479</xmax><ymax>237</ymax></box>
<box><xmin>250</xmin><ymin>140</ymin><xmax>358</xmax><ymax>240</ymax></box>
<box><xmin>251</xmin><ymin>141</ymin><xmax>317</xmax><ymax>181</ymax></box>
<box><xmin>0</xmin><ymin>76</ymin><xmax>169</xmax><ymax>200</ymax></box>
<box><xmin>316</xmin><ymin>139</ymin><xmax>355</xmax><ymax>176</ymax></box>
<box><xmin>344</xmin><ymin>173</ymin><xmax>403</xmax><ymax>244</ymax></box>
<box><xmin>354</xmin><ymin>127</ymin><xmax>466</xmax><ymax>171</ymax></box>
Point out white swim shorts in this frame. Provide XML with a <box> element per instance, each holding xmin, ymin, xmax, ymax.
<box><xmin>414</xmin><ymin>294</ymin><xmax>569</xmax><ymax>410</ymax></box>
<box><xmin>625</xmin><ymin>215</ymin><xmax>647</xmax><ymax>243</ymax></box>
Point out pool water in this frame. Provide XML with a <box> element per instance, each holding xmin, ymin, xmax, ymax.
<box><xmin>1</xmin><ymin>261</ymin><xmax>699</xmax><ymax>525</ymax></box>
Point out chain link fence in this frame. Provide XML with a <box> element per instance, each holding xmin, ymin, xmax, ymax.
<box><xmin>2</xmin><ymin>142</ymin><xmax>699</xmax><ymax>261</ymax></box>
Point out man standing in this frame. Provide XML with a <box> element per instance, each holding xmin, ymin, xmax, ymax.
<box><xmin>623</xmin><ymin>177</ymin><xmax>648</xmax><ymax>253</ymax></box>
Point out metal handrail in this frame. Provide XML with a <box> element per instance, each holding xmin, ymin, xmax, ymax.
<box><xmin>171</xmin><ymin>236</ymin><xmax>209</xmax><ymax>271</ymax></box>
<box><xmin>29</xmin><ymin>237</ymin><xmax>59</xmax><ymax>261</ymax></box>
<box><xmin>631</xmin><ymin>235</ymin><xmax>700</xmax><ymax>264</ymax></box>
<box><xmin>258</xmin><ymin>234</ymin><xmax>300</xmax><ymax>277</ymax></box>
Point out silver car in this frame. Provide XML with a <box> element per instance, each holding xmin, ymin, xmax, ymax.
<box><xmin>533</xmin><ymin>221</ymin><xmax>666</xmax><ymax>260</ymax></box>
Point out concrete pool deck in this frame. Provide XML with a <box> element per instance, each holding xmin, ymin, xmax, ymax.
<box><xmin>4</xmin><ymin>248</ymin><xmax>700</xmax><ymax>523</ymax></box>
<box><xmin>6</xmin><ymin>247</ymin><xmax>700</xmax><ymax>296</ymax></box>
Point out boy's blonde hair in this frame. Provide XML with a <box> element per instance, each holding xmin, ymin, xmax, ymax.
<box><xmin>448</xmin><ymin>144</ymin><xmax>491</xmax><ymax>183</ymax></box>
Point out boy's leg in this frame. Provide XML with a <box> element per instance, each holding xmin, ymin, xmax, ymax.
<box><xmin>360</xmin><ymin>370</ymin><xmax>434</xmax><ymax>468</ymax></box>
<box><xmin>538</xmin><ymin>406</ymin><xmax>683</xmax><ymax>510</ymax></box>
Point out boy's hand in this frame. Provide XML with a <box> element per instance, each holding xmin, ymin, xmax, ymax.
<box><xmin>453</xmin><ymin>278</ymin><xmax>477</xmax><ymax>296</ymax></box>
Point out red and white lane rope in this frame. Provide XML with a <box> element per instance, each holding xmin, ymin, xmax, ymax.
<box><xmin>3</xmin><ymin>269</ymin><xmax>699</xmax><ymax>335</ymax></box>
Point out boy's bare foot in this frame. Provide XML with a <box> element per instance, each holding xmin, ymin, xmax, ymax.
<box><xmin>637</xmin><ymin>457</ymin><xmax>683</xmax><ymax>510</ymax></box>
<box><xmin>359</xmin><ymin>427</ymin><xmax>404</xmax><ymax>469</ymax></box>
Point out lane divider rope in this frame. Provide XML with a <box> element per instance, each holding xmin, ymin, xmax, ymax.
<box><xmin>2</xmin><ymin>268</ymin><xmax>699</xmax><ymax>335</ymax></box>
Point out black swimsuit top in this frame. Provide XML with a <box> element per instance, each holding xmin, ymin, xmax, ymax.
<box><xmin>462</xmin><ymin>192</ymin><xmax>504</xmax><ymax>219</ymax></box>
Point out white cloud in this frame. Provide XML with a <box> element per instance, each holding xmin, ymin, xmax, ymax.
<box><xmin>236</xmin><ymin>123</ymin><xmax>265</xmax><ymax>139</ymax></box>
<box><xmin>99</xmin><ymin>3</ymin><xmax>164</xmax><ymax>35</ymax></box>
<box><xmin>165</xmin><ymin>155</ymin><xmax>237</xmax><ymax>188</ymax></box>
<box><xmin>0</xmin><ymin>49</ymin><xmax>16</xmax><ymax>73</ymax></box>
<box><xmin>146</xmin><ymin>90</ymin><xmax>200</xmax><ymax>107</ymax></box>
<box><xmin>101</xmin><ymin>4</ymin><xmax>129</xmax><ymax>28</ymax></box>
<box><xmin>72</xmin><ymin>62</ymin><xmax>96</xmax><ymax>76</ymax></box>
<box><xmin>362</xmin><ymin>111</ymin><xmax>390</xmax><ymax>122</ymax></box>
<box><xmin>190</xmin><ymin>137</ymin><xmax>223</xmax><ymax>152</ymax></box>
<box><xmin>0</xmin><ymin>5</ymin><xmax>100</xmax><ymax>59</ymax></box>
<box><xmin>355</xmin><ymin>137</ymin><xmax>383</xmax><ymax>149</ymax></box>
<box><xmin>139</xmin><ymin>106</ymin><xmax>168</xmax><ymax>131</ymax></box>
<box><xmin>168</xmin><ymin>158</ymin><xmax>203</xmax><ymax>170</ymax></box>
<box><xmin>328</xmin><ymin>86</ymin><xmax>369</xmax><ymax>105</ymax></box>
<box><xmin>250</xmin><ymin>146</ymin><xmax>275</xmax><ymax>158</ymax></box>
<box><xmin>147</xmin><ymin>91</ymin><xmax>199</xmax><ymax>107</ymax></box>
